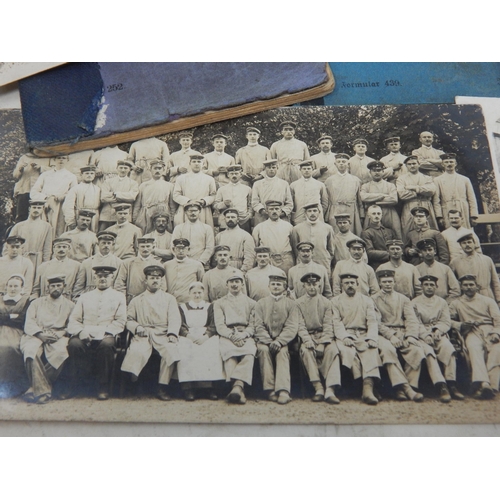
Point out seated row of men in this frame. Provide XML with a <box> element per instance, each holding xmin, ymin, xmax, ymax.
<box><xmin>2</xmin><ymin>236</ymin><xmax>499</xmax><ymax>406</ymax></box>
<box><xmin>15</xmin><ymin>125</ymin><xmax>478</xmax><ymax>247</ymax></box>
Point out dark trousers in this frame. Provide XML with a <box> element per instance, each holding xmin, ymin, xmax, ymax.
<box><xmin>67</xmin><ymin>336</ymin><xmax>116</xmax><ymax>389</ymax></box>
<box><xmin>15</xmin><ymin>193</ymin><xmax>30</xmax><ymax>223</ymax></box>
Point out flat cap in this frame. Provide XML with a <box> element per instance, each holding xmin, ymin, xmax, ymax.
<box><xmin>246</xmin><ymin>126</ymin><xmax>261</xmax><ymax>134</ymax></box>
<box><xmin>346</xmin><ymin>238</ymin><xmax>366</xmax><ymax>248</ymax></box>
<box><xmin>150</xmin><ymin>159</ymin><xmax>166</xmax><ymax>168</ymax></box>
<box><xmin>189</xmin><ymin>154</ymin><xmax>205</xmax><ymax>160</ymax></box>
<box><xmin>172</xmin><ymin>238</ymin><xmax>190</xmax><ymax>247</ymax></box>
<box><xmin>227</xmin><ymin>269</ymin><xmax>245</xmax><ymax>282</ymax></box>
<box><xmin>143</xmin><ymin>265</ymin><xmax>166</xmax><ymax>277</ymax></box>
<box><xmin>385</xmin><ymin>239</ymin><xmax>404</xmax><ymax>248</ymax></box>
<box><xmin>296</xmin><ymin>241</ymin><xmax>314</xmax><ymax>251</ymax></box>
<box><xmin>317</xmin><ymin>135</ymin><xmax>333</xmax><ymax>143</ymax></box>
<box><xmin>269</xmin><ymin>272</ymin><xmax>287</xmax><ymax>282</ymax></box>
<box><xmin>211</xmin><ymin>133</ymin><xmax>228</xmax><ymax>141</ymax></box>
<box><xmin>265</xmin><ymin>200</ymin><xmax>283</xmax><ymax>207</ymax></box>
<box><xmin>52</xmin><ymin>237</ymin><xmax>71</xmax><ymax>246</ymax></box>
<box><xmin>92</xmin><ymin>266</ymin><xmax>117</xmax><ymax>275</ymax></box>
<box><xmin>457</xmin><ymin>233</ymin><xmax>475</xmax><ymax>244</ymax></box>
<box><xmin>300</xmin><ymin>272</ymin><xmax>322</xmax><ymax>283</ymax></box>
<box><xmin>222</xmin><ymin>208</ymin><xmax>239</xmax><ymax>217</ymax></box>
<box><xmin>279</xmin><ymin>121</ymin><xmax>297</xmax><ymax>129</ymax></box>
<box><xmin>226</xmin><ymin>164</ymin><xmax>242</xmax><ymax>172</ymax></box>
<box><xmin>137</xmin><ymin>237</ymin><xmax>156</xmax><ymax>244</ymax></box>
<box><xmin>418</xmin><ymin>275</ymin><xmax>438</xmax><ymax>283</ymax></box>
<box><xmin>5</xmin><ymin>236</ymin><xmax>25</xmax><ymax>245</ymax></box>
<box><xmin>117</xmin><ymin>159</ymin><xmax>134</xmax><ymax>169</ymax></box>
<box><xmin>335</xmin><ymin>153</ymin><xmax>350</xmax><ymax>160</ymax></box>
<box><xmin>339</xmin><ymin>273</ymin><xmax>358</xmax><ymax>280</ymax></box>
<box><xmin>334</xmin><ymin>213</ymin><xmax>351</xmax><ymax>220</ymax></box>
<box><xmin>403</xmin><ymin>155</ymin><xmax>419</xmax><ymax>164</ymax></box>
<box><xmin>303</xmin><ymin>202</ymin><xmax>319</xmax><ymax>211</ymax></box>
<box><xmin>214</xmin><ymin>244</ymin><xmax>231</xmax><ymax>253</ymax></box>
<box><xmin>458</xmin><ymin>274</ymin><xmax>477</xmax><ymax>282</ymax></box>
<box><xmin>46</xmin><ymin>274</ymin><xmax>66</xmax><ymax>284</ymax></box>
<box><xmin>352</xmin><ymin>138</ymin><xmax>368</xmax><ymax>146</ymax></box>
<box><xmin>78</xmin><ymin>209</ymin><xmax>96</xmax><ymax>218</ymax></box>
<box><xmin>184</xmin><ymin>201</ymin><xmax>202</xmax><ymax>210</ymax></box>
<box><xmin>384</xmin><ymin>136</ymin><xmax>401</xmax><ymax>143</ymax></box>
<box><xmin>112</xmin><ymin>202</ymin><xmax>131</xmax><ymax>211</ymax></box>
<box><xmin>440</xmin><ymin>153</ymin><xmax>457</xmax><ymax>160</ymax></box>
<box><xmin>367</xmin><ymin>161</ymin><xmax>385</xmax><ymax>170</ymax></box>
<box><xmin>410</xmin><ymin>206</ymin><xmax>430</xmax><ymax>217</ymax></box>
<box><xmin>263</xmin><ymin>159</ymin><xmax>279</xmax><ymax>167</ymax></box>
<box><xmin>80</xmin><ymin>164</ymin><xmax>96</xmax><ymax>173</ymax></box>
<box><xmin>299</xmin><ymin>160</ymin><xmax>315</xmax><ymax>168</ymax></box>
<box><xmin>29</xmin><ymin>193</ymin><xmax>47</xmax><ymax>205</ymax></box>
<box><xmin>97</xmin><ymin>231</ymin><xmax>117</xmax><ymax>241</ymax></box>
<box><xmin>416</xmin><ymin>238</ymin><xmax>436</xmax><ymax>250</ymax></box>
<box><xmin>254</xmin><ymin>246</ymin><xmax>271</xmax><ymax>254</ymax></box>
<box><xmin>376</xmin><ymin>269</ymin><xmax>396</xmax><ymax>279</ymax></box>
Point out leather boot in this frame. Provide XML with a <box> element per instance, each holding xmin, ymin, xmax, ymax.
<box><xmin>362</xmin><ymin>377</ymin><xmax>378</xmax><ymax>405</ymax></box>
<box><xmin>448</xmin><ymin>382</ymin><xmax>465</xmax><ymax>400</ymax></box>
<box><xmin>437</xmin><ymin>382</ymin><xmax>451</xmax><ymax>403</ymax></box>
<box><xmin>402</xmin><ymin>383</ymin><xmax>424</xmax><ymax>402</ymax></box>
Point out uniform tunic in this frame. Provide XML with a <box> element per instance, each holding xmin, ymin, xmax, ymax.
<box><xmin>68</xmin><ymin>287</ymin><xmax>127</xmax><ymax>340</ymax></box>
<box><xmin>332</xmin><ymin>258</ymin><xmax>379</xmax><ymax>297</ymax></box>
<box><xmin>404</xmin><ymin>226</ymin><xmax>450</xmax><ymax>265</ymax></box>
<box><xmin>331</xmin><ymin>231</ymin><xmax>368</xmax><ymax>265</ymax></box>
<box><xmin>325</xmin><ymin>173</ymin><xmax>364</xmax><ymax>235</ymax></box>
<box><xmin>412</xmin><ymin>146</ymin><xmax>444</xmax><ymax>177</ymax></box>
<box><xmin>348</xmin><ymin>154</ymin><xmax>375</xmax><ymax>184</ymax></box>
<box><xmin>441</xmin><ymin>226</ymin><xmax>482</xmax><ymax>261</ymax></box>
<box><xmin>164</xmin><ymin>257</ymin><xmax>205</xmax><ymax>303</ymax></box>
<box><xmin>22</xmin><ymin>295</ymin><xmax>74</xmax><ymax>370</ymax></box>
<box><xmin>331</xmin><ymin>292</ymin><xmax>380</xmax><ymax>379</ymax></box>
<box><xmin>296</xmin><ymin>293</ymin><xmax>340</xmax><ymax>387</ymax></box>
<box><xmin>372</xmin><ymin>289</ymin><xmax>427</xmax><ymax>386</ymax></box>
<box><xmin>215</xmin><ymin>226</ymin><xmax>255</xmax><ymax>272</ymax></box>
<box><xmin>213</xmin><ymin>293</ymin><xmax>257</xmax><ymax>385</ymax></box>
<box><xmin>254</xmin><ymin>294</ymin><xmax>300</xmax><ymax>392</ymax></box>
<box><xmin>60</xmin><ymin>228</ymin><xmax>98</xmax><ymax>263</ymax></box>
<box><xmin>62</xmin><ymin>182</ymin><xmax>101</xmax><ymax>232</ymax></box>
<box><xmin>450</xmin><ymin>253</ymin><xmax>500</xmax><ymax>302</ymax></box>
<box><xmin>30</xmin><ymin>168</ymin><xmax>78</xmax><ymax>237</ymax></box>
<box><xmin>360</xmin><ymin>224</ymin><xmax>396</xmax><ymax>269</ymax></box>
<box><xmin>204</xmin><ymin>151</ymin><xmax>235</xmax><ymax>187</ymax></box>
<box><xmin>144</xmin><ymin>230</ymin><xmax>173</xmax><ymax>262</ymax></box>
<box><xmin>380</xmin><ymin>151</ymin><xmax>408</xmax><ymax>183</ymax></box>
<box><xmin>360</xmin><ymin>179</ymin><xmax>402</xmax><ymax>239</ymax></box>
<box><xmin>311</xmin><ymin>152</ymin><xmax>337</xmax><ymax>182</ymax></box>
<box><xmin>177</xmin><ymin>301</ymin><xmax>224</xmax><ymax>383</ymax></box>
<box><xmin>411</xmin><ymin>294</ymin><xmax>456</xmax><ymax>380</ymax></box>
<box><xmin>202</xmin><ymin>266</ymin><xmax>247</xmax><ymax>302</ymax></box>
<box><xmin>288</xmin><ymin>261</ymin><xmax>333</xmax><ymax>299</ymax></box>
<box><xmin>127</xmin><ymin>137</ymin><xmax>170</xmax><ymax>185</ymax></box>
<box><xmin>396</xmin><ymin>171</ymin><xmax>439</xmax><ymax>238</ymax></box>
<box><xmin>289</xmin><ymin>177</ymin><xmax>328</xmax><ymax>225</ymax></box>
<box><xmin>416</xmin><ymin>260</ymin><xmax>460</xmax><ymax>303</ymax></box>
<box><xmin>214</xmin><ymin>182</ymin><xmax>253</xmax><ymax>226</ymax></box>
<box><xmin>252</xmin><ymin>219</ymin><xmax>294</xmax><ymax>274</ymax></box>
<box><xmin>133</xmin><ymin>178</ymin><xmax>176</xmax><ymax>233</ymax></box>
<box><xmin>433</xmin><ymin>172</ymin><xmax>479</xmax><ymax>228</ymax></box>
<box><xmin>167</xmin><ymin>148</ymin><xmax>201</xmax><ymax>183</ymax></box>
<box><xmin>76</xmin><ymin>252</ymin><xmax>124</xmax><ymax>295</ymax></box>
<box><xmin>0</xmin><ymin>255</ymin><xmax>34</xmax><ymax>297</ymax></box>
<box><xmin>378</xmin><ymin>260</ymin><xmax>422</xmax><ymax>299</ymax></box>
<box><xmin>290</xmin><ymin>220</ymin><xmax>335</xmax><ymax>271</ymax></box>
<box><xmin>121</xmin><ymin>289</ymin><xmax>182</xmax><ymax>384</ymax></box>
<box><xmin>251</xmin><ymin>175</ymin><xmax>293</xmax><ymax>225</ymax></box>
<box><xmin>115</xmin><ymin>255</ymin><xmax>166</xmax><ymax>303</ymax></box>
<box><xmin>235</xmin><ymin>144</ymin><xmax>270</xmax><ymax>186</ymax></box>
<box><xmin>172</xmin><ymin>220</ymin><xmax>215</xmax><ymax>266</ymax></box>
<box><xmin>100</xmin><ymin>176</ymin><xmax>139</xmax><ymax>223</ymax></box>
<box><xmin>33</xmin><ymin>257</ymin><xmax>83</xmax><ymax>300</ymax></box>
<box><xmin>8</xmin><ymin>218</ymin><xmax>53</xmax><ymax>270</ymax></box>
<box><xmin>270</xmin><ymin>137</ymin><xmax>310</xmax><ymax>184</ymax></box>
<box><xmin>450</xmin><ymin>294</ymin><xmax>500</xmax><ymax>385</ymax></box>
<box><xmin>90</xmin><ymin>146</ymin><xmax>128</xmax><ymax>188</ymax></box>
<box><xmin>173</xmin><ymin>172</ymin><xmax>217</xmax><ymax>226</ymax></box>
<box><xmin>245</xmin><ymin>264</ymin><xmax>284</xmax><ymax>301</ymax></box>
<box><xmin>106</xmin><ymin>221</ymin><xmax>143</xmax><ymax>260</ymax></box>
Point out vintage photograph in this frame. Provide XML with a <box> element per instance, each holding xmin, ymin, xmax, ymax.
<box><xmin>0</xmin><ymin>103</ymin><xmax>499</xmax><ymax>425</ymax></box>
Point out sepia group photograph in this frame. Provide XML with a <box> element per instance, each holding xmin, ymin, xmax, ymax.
<box><xmin>0</xmin><ymin>102</ymin><xmax>499</xmax><ymax>427</ymax></box>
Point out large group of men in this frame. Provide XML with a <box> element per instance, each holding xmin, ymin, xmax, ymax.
<box><xmin>2</xmin><ymin>120</ymin><xmax>499</xmax><ymax>408</ymax></box>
